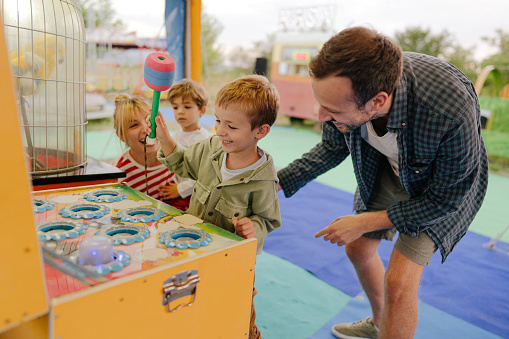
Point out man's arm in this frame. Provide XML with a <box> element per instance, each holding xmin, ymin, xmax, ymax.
<box><xmin>278</xmin><ymin>122</ymin><xmax>350</xmax><ymax>197</ymax></box>
<box><xmin>315</xmin><ymin>210</ymin><xmax>392</xmax><ymax>245</ymax></box>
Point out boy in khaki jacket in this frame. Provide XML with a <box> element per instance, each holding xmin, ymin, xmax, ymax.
<box><xmin>153</xmin><ymin>74</ymin><xmax>281</xmax><ymax>339</ymax></box>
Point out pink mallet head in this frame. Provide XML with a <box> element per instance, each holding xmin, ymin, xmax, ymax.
<box><xmin>144</xmin><ymin>53</ymin><xmax>176</xmax><ymax>92</ymax></box>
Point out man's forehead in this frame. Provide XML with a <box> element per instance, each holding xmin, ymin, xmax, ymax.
<box><xmin>312</xmin><ymin>76</ymin><xmax>356</xmax><ymax>102</ymax></box>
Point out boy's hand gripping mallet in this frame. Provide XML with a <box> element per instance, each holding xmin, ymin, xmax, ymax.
<box><xmin>144</xmin><ymin>52</ymin><xmax>176</xmax><ymax>145</ymax></box>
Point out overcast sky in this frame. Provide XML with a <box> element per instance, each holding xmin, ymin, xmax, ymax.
<box><xmin>111</xmin><ymin>0</ymin><xmax>507</xmax><ymax>61</ymax></box>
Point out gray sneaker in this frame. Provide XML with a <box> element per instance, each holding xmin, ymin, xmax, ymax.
<box><xmin>331</xmin><ymin>317</ymin><xmax>380</xmax><ymax>339</ymax></box>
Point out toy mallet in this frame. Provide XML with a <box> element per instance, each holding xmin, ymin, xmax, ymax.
<box><xmin>144</xmin><ymin>52</ymin><xmax>176</xmax><ymax>145</ymax></box>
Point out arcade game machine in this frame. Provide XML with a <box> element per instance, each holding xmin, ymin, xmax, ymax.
<box><xmin>0</xmin><ymin>1</ymin><xmax>256</xmax><ymax>338</ymax></box>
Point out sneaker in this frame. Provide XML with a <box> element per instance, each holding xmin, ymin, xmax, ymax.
<box><xmin>331</xmin><ymin>317</ymin><xmax>380</xmax><ymax>339</ymax></box>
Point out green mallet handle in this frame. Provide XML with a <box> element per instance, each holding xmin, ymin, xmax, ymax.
<box><xmin>149</xmin><ymin>91</ymin><xmax>161</xmax><ymax>139</ymax></box>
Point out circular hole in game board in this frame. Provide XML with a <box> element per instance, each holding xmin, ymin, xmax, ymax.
<box><xmin>70</xmin><ymin>206</ymin><xmax>100</xmax><ymax>212</ymax></box>
<box><xmin>170</xmin><ymin>232</ymin><xmax>202</xmax><ymax>241</ymax></box>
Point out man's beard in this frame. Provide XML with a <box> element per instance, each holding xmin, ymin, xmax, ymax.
<box><xmin>331</xmin><ymin>119</ymin><xmax>367</xmax><ymax>133</ymax></box>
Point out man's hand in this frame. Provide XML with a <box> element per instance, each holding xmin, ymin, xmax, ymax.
<box><xmin>232</xmin><ymin>217</ymin><xmax>255</xmax><ymax>239</ymax></box>
<box><xmin>159</xmin><ymin>182</ymin><xmax>180</xmax><ymax>200</ymax></box>
<box><xmin>315</xmin><ymin>211</ymin><xmax>393</xmax><ymax>246</ymax></box>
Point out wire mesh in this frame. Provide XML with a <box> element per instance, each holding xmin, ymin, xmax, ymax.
<box><xmin>1</xmin><ymin>0</ymin><xmax>87</xmax><ymax>174</ymax></box>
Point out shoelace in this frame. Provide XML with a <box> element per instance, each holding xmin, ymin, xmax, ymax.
<box><xmin>351</xmin><ymin>318</ymin><xmax>370</xmax><ymax>329</ymax></box>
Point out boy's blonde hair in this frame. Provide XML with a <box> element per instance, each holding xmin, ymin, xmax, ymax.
<box><xmin>215</xmin><ymin>74</ymin><xmax>279</xmax><ymax>129</ymax></box>
<box><xmin>113</xmin><ymin>93</ymin><xmax>151</xmax><ymax>143</ymax></box>
<box><xmin>167</xmin><ymin>78</ymin><xmax>208</xmax><ymax>109</ymax></box>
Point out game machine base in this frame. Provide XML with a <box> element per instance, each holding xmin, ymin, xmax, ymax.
<box><xmin>13</xmin><ymin>184</ymin><xmax>256</xmax><ymax>339</ymax></box>
<box><xmin>0</xmin><ymin>30</ymin><xmax>256</xmax><ymax>339</ymax></box>
<box><xmin>14</xmin><ymin>185</ymin><xmax>257</xmax><ymax>338</ymax></box>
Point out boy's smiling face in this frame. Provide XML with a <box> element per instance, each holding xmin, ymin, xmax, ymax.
<box><xmin>214</xmin><ymin>104</ymin><xmax>269</xmax><ymax>167</ymax></box>
<box><xmin>171</xmin><ymin>96</ymin><xmax>206</xmax><ymax>132</ymax></box>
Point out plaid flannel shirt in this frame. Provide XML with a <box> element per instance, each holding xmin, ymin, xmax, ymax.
<box><xmin>278</xmin><ymin>52</ymin><xmax>489</xmax><ymax>262</ymax></box>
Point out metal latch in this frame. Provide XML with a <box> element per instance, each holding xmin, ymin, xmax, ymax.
<box><xmin>162</xmin><ymin>270</ymin><xmax>200</xmax><ymax>312</ymax></box>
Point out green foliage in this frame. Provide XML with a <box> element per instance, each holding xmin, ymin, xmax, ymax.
<box><xmin>480</xmin><ymin>29</ymin><xmax>509</xmax><ymax>96</ymax></box>
<box><xmin>201</xmin><ymin>11</ymin><xmax>224</xmax><ymax>74</ymax></box>
<box><xmin>224</xmin><ymin>32</ymin><xmax>276</xmax><ymax>77</ymax></box>
<box><xmin>253</xmin><ymin>33</ymin><xmax>276</xmax><ymax>60</ymax></box>
<box><xmin>482</xmin><ymin>29</ymin><xmax>509</xmax><ymax>67</ymax></box>
<box><xmin>393</xmin><ymin>26</ymin><xmax>453</xmax><ymax>57</ymax></box>
<box><xmin>75</xmin><ymin>0</ymin><xmax>124</xmax><ymax>29</ymax></box>
<box><xmin>445</xmin><ymin>44</ymin><xmax>479</xmax><ymax>82</ymax></box>
<box><xmin>393</xmin><ymin>26</ymin><xmax>479</xmax><ymax>83</ymax></box>
<box><xmin>227</xmin><ymin>46</ymin><xmax>254</xmax><ymax>73</ymax></box>
<box><xmin>253</xmin><ymin>33</ymin><xmax>275</xmax><ymax>78</ymax></box>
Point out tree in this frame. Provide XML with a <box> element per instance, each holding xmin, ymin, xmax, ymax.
<box><xmin>252</xmin><ymin>32</ymin><xmax>276</xmax><ymax>78</ymax></box>
<box><xmin>481</xmin><ymin>29</ymin><xmax>509</xmax><ymax>94</ymax></box>
<box><xmin>394</xmin><ymin>26</ymin><xmax>479</xmax><ymax>83</ymax></box>
<box><xmin>227</xmin><ymin>33</ymin><xmax>276</xmax><ymax>74</ymax></box>
<box><xmin>226</xmin><ymin>46</ymin><xmax>256</xmax><ymax>76</ymax></box>
<box><xmin>445</xmin><ymin>44</ymin><xmax>479</xmax><ymax>82</ymax></box>
<box><xmin>252</xmin><ymin>33</ymin><xmax>275</xmax><ymax>60</ymax></box>
<box><xmin>482</xmin><ymin>29</ymin><xmax>509</xmax><ymax>67</ymax></box>
<box><xmin>201</xmin><ymin>11</ymin><xmax>224</xmax><ymax>74</ymax></box>
<box><xmin>75</xmin><ymin>0</ymin><xmax>124</xmax><ymax>29</ymax></box>
<box><xmin>393</xmin><ymin>26</ymin><xmax>453</xmax><ymax>58</ymax></box>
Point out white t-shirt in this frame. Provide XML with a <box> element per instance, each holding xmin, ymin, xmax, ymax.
<box><xmin>173</xmin><ymin>127</ymin><xmax>211</xmax><ymax>198</ymax></box>
<box><xmin>361</xmin><ymin>121</ymin><xmax>400</xmax><ymax>176</ymax></box>
<box><xmin>221</xmin><ymin>148</ymin><xmax>267</xmax><ymax>182</ymax></box>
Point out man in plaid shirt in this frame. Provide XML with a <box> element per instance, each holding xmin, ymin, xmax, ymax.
<box><xmin>278</xmin><ymin>27</ymin><xmax>488</xmax><ymax>339</ymax></box>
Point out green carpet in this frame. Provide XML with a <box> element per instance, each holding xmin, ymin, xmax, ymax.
<box><xmin>255</xmin><ymin>252</ymin><xmax>351</xmax><ymax>339</ymax></box>
<box><xmin>259</xmin><ymin>127</ymin><xmax>357</xmax><ymax>194</ymax></box>
<box><xmin>86</xmin><ymin>129</ymin><xmax>125</xmax><ymax>162</ymax></box>
<box><xmin>469</xmin><ymin>172</ymin><xmax>509</xmax><ymax>242</ymax></box>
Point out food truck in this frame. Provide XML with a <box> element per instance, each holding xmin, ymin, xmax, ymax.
<box><xmin>270</xmin><ymin>6</ymin><xmax>335</xmax><ymax>121</ymax></box>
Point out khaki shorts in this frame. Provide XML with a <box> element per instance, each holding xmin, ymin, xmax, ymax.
<box><xmin>356</xmin><ymin>159</ymin><xmax>437</xmax><ymax>266</ymax></box>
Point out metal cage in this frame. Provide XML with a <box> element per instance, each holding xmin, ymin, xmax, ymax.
<box><xmin>1</xmin><ymin>0</ymin><xmax>87</xmax><ymax>174</ymax></box>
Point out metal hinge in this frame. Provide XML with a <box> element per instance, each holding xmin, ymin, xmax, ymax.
<box><xmin>162</xmin><ymin>270</ymin><xmax>200</xmax><ymax>312</ymax></box>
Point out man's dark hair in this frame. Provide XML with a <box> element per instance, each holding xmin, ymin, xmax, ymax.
<box><xmin>309</xmin><ymin>26</ymin><xmax>403</xmax><ymax>108</ymax></box>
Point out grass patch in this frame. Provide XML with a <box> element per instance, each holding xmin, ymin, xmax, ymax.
<box><xmin>483</xmin><ymin>129</ymin><xmax>509</xmax><ymax>176</ymax></box>
<box><xmin>482</xmin><ymin>129</ymin><xmax>509</xmax><ymax>158</ymax></box>
<box><xmin>480</xmin><ymin>96</ymin><xmax>509</xmax><ymax>133</ymax></box>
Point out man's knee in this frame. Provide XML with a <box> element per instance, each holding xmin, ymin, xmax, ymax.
<box><xmin>345</xmin><ymin>237</ymin><xmax>380</xmax><ymax>264</ymax></box>
<box><xmin>384</xmin><ymin>268</ymin><xmax>406</xmax><ymax>302</ymax></box>
<box><xmin>384</xmin><ymin>249</ymin><xmax>424</xmax><ymax>302</ymax></box>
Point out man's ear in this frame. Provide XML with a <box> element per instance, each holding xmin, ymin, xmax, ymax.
<box><xmin>371</xmin><ymin>91</ymin><xmax>389</xmax><ymax>111</ymax></box>
<box><xmin>199</xmin><ymin>106</ymin><xmax>206</xmax><ymax>117</ymax></box>
<box><xmin>255</xmin><ymin>124</ymin><xmax>271</xmax><ymax>140</ymax></box>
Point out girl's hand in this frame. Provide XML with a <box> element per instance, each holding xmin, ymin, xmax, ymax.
<box><xmin>232</xmin><ymin>217</ymin><xmax>255</xmax><ymax>239</ymax></box>
<box><xmin>159</xmin><ymin>182</ymin><xmax>180</xmax><ymax>200</ymax></box>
